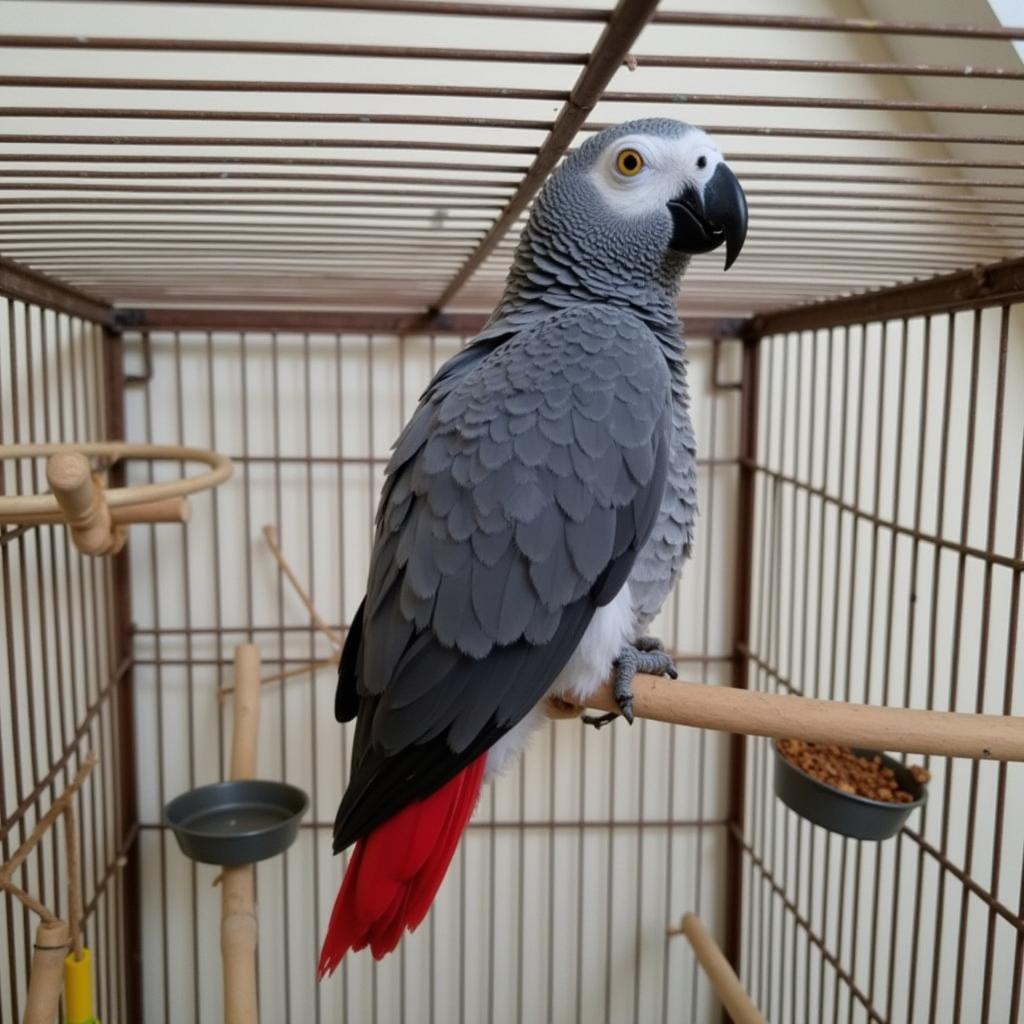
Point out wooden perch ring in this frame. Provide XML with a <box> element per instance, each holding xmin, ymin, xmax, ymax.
<box><xmin>0</xmin><ymin>443</ymin><xmax>232</xmax><ymax>555</ymax></box>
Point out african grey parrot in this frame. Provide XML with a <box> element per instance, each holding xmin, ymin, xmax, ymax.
<box><xmin>319</xmin><ymin>118</ymin><xmax>747</xmax><ymax>972</ymax></box>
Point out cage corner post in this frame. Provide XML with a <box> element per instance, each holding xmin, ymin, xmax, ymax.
<box><xmin>102</xmin><ymin>323</ymin><xmax>144</xmax><ymax>1024</ymax></box>
<box><xmin>723</xmin><ymin>327</ymin><xmax>761</xmax><ymax>1004</ymax></box>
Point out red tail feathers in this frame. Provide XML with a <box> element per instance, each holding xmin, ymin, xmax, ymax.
<box><xmin>318</xmin><ymin>755</ymin><xmax>486</xmax><ymax>975</ymax></box>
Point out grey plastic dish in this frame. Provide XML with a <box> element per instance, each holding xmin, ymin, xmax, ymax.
<box><xmin>165</xmin><ymin>779</ymin><xmax>309</xmax><ymax>866</ymax></box>
<box><xmin>773</xmin><ymin>743</ymin><xmax>926</xmax><ymax>841</ymax></box>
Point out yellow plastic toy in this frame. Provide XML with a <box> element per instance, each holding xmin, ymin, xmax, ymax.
<box><xmin>64</xmin><ymin>947</ymin><xmax>100</xmax><ymax>1024</ymax></box>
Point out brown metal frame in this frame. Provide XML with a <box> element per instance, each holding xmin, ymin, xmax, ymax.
<box><xmin>100</xmin><ymin>329</ymin><xmax>143</xmax><ymax>1024</ymax></box>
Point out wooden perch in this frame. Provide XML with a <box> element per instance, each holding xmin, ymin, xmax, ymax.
<box><xmin>23</xmin><ymin>920</ymin><xmax>70</xmax><ymax>1024</ymax></box>
<box><xmin>241</xmin><ymin>518</ymin><xmax>1022</xmax><ymax>763</ymax></box>
<box><xmin>0</xmin><ymin>442</ymin><xmax>230</xmax><ymax>556</ymax></box>
<box><xmin>9</xmin><ymin>495</ymin><xmax>190</xmax><ymax>528</ymax></box>
<box><xmin>46</xmin><ymin>452</ymin><xmax>125</xmax><ymax>556</ymax></box>
<box><xmin>222</xmin><ymin>644</ymin><xmax>261</xmax><ymax>1024</ymax></box>
<box><xmin>669</xmin><ymin>913</ymin><xmax>765</xmax><ymax>1024</ymax></box>
<box><xmin>579</xmin><ymin>675</ymin><xmax>1024</xmax><ymax>762</ymax></box>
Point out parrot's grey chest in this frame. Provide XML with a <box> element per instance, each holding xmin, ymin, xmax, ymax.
<box><xmin>627</xmin><ymin>342</ymin><xmax>698</xmax><ymax>631</ymax></box>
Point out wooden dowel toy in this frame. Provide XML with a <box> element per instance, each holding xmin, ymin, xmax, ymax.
<box><xmin>581</xmin><ymin>675</ymin><xmax>1024</xmax><ymax>761</ymax></box>
<box><xmin>45</xmin><ymin>453</ymin><xmax>123</xmax><ymax>557</ymax></box>
<box><xmin>22</xmin><ymin>920</ymin><xmax>69</xmax><ymax>1024</ymax></box>
<box><xmin>222</xmin><ymin>644</ymin><xmax>261</xmax><ymax>1024</ymax></box>
<box><xmin>670</xmin><ymin>913</ymin><xmax>765</xmax><ymax>1024</ymax></box>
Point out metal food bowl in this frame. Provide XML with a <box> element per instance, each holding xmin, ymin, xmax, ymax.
<box><xmin>773</xmin><ymin>743</ymin><xmax>927</xmax><ymax>841</ymax></box>
<box><xmin>165</xmin><ymin>779</ymin><xmax>309</xmax><ymax>866</ymax></box>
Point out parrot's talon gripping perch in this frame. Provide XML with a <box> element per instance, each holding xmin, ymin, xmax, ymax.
<box><xmin>582</xmin><ymin>641</ymin><xmax>678</xmax><ymax>728</ymax></box>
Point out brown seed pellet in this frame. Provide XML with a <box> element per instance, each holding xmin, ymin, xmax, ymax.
<box><xmin>777</xmin><ymin>739</ymin><xmax>929</xmax><ymax>804</ymax></box>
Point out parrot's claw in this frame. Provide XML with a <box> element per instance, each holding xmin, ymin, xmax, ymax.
<box><xmin>581</xmin><ymin>640</ymin><xmax>678</xmax><ymax>729</ymax></box>
<box><xmin>580</xmin><ymin>711</ymin><xmax>619</xmax><ymax>729</ymax></box>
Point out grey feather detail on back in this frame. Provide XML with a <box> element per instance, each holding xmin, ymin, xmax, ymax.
<box><xmin>369</xmin><ymin>303</ymin><xmax>670</xmax><ymax>671</ymax></box>
<box><xmin>333</xmin><ymin>305</ymin><xmax>673</xmax><ymax>847</ymax></box>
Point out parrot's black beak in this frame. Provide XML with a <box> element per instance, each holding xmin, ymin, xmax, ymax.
<box><xmin>667</xmin><ymin>163</ymin><xmax>748</xmax><ymax>270</ymax></box>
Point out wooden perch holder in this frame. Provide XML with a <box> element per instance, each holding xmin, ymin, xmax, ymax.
<box><xmin>580</xmin><ymin>675</ymin><xmax>1024</xmax><ymax>762</ymax></box>
<box><xmin>46</xmin><ymin>452</ymin><xmax>125</xmax><ymax>556</ymax></box>
<box><xmin>0</xmin><ymin>442</ymin><xmax>231</xmax><ymax>556</ymax></box>
<box><xmin>670</xmin><ymin>913</ymin><xmax>765</xmax><ymax>1024</ymax></box>
<box><xmin>23</xmin><ymin>920</ymin><xmax>70</xmax><ymax>1024</ymax></box>
<box><xmin>222</xmin><ymin>644</ymin><xmax>261</xmax><ymax>1024</ymax></box>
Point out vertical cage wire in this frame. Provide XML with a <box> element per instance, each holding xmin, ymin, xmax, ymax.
<box><xmin>122</xmin><ymin>327</ymin><xmax>739</xmax><ymax>1024</ymax></box>
<box><xmin>0</xmin><ymin>298</ymin><xmax>133</xmax><ymax>1024</ymax></box>
<box><xmin>740</xmin><ymin>302</ymin><xmax>1024</xmax><ymax>1023</ymax></box>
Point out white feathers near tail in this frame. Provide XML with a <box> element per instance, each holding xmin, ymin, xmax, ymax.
<box><xmin>484</xmin><ymin>584</ymin><xmax>636</xmax><ymax>780</ymax></box>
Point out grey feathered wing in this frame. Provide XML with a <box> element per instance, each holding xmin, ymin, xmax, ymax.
<box><xmin>333</xmin><ymin>305</ymin><xmax>672</xmax><ymax>850</ymax></box>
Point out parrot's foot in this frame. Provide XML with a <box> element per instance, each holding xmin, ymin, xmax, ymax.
<box><xmin>633</xmin><ymin>635</ymin><xmax>666</xmax><ymax>653</ymax></box>
<box><xmin>581</xmin><ymin>640</ymin><xmax>678</xmax><ymax>728</ymax></box>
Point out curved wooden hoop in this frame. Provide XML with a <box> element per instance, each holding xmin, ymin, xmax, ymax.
<box><xmin>0</xmin><ymin>442</ymin><xmax>233</xmax><ymax>517</ymax></box>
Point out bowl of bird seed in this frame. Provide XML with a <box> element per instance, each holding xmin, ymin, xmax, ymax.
<box><xmin>773</xmin><ymin>739</ymin><xmax>930</xmax><ymax>841</ymax></box>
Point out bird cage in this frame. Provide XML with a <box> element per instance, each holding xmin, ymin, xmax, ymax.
<box><xmin>1</xmin><ymin>1</ymin><xmax>1023</xmax><ymax>1022</ymax></box>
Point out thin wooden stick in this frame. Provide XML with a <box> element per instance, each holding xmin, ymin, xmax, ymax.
<box><xmin>63</xmin><ymin>800</ymin><xmax>84</xmax><ymax>960</ymax></box>
<box><xmin>222</xmin><ymin>644</ymin><xmax>261</xmax><ymax>1024</ymax></box>
<box><xmin>580</xmin><ymin>675</ymin><xmax>1024</xmax><ymax>762</ymax></box>
<box><xmin>0</xmin><ymin>754</ymin><xmax>97</xmax><ymax>889</ymax></box>
<box><xmin>0</xmin><ymin>878</ymin><xmax>56</xmax><ymax>924</ymax></box>
<box><xmin>22</xmin><ymin>919</ymin><xmax>70</xmax><ymax>1024</ymax></box>
<box><xmin>670</xmin><ymin>913</ymin><xmax>766</xmax><ymax>1024</ymax></box>
<box><xmin>219</xmin><ymin>526</ymin><xmax>345</xmax><ymax>700</ymax></box>
<box><xmin>261</xmin><ymin>524</ymin><xmax>343</xmax><ymax>650</ymax></box>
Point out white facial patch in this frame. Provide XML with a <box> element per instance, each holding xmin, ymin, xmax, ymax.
<box><xmin>587</xmin><ymin>128</ymin><xmax>724</xmax><ymax>220</ymax></box>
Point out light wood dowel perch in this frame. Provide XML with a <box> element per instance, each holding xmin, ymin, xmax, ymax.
<box><xmin>46</xmin><ymin>451</ymin><xmax>125</xmax><ymax>556</ymax></box>
<box><xmin>579</xmin><ymin>675</ymin><xmax>1024</xmax><ymax>762</ymax></box>
<box><xmin>23</xmin><ymin>920</ymin><xmax>70</xmax><ymax>1024</ymax></box>
<box><xmin>222</xmin><ymin>644</ymin><xmax>261</xmax><ymax>1024</ymax></box>
<box><xmin>10</xmin><ymin>495</ymin><xmax>190</xmax><ymax>528</ymax></box>
<box><xmin>0</xmin><ymin>442</ymin><xmax>231</xmax><ymax>555</ymax></box>
<box><xmin>669</xmin><ymin>913</ymin><xmax>765</xmax><ymax>1024</ymax></box>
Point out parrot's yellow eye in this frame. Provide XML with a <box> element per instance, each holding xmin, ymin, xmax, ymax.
<box><xmin>615</xmin><ymin>148</ymin><xmax>644</xmax><ymax>177</ymax></box>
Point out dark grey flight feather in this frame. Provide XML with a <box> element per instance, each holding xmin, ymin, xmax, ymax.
<box><xmin>333</xmin><ymin>304</ymin><xmax>672</xmax><ymax>850</ymax></box>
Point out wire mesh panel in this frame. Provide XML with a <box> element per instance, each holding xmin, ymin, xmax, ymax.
<box><xmin>741</xmin><ymin>303</ymin><xmax>1024</xmax><ymax>1022</ymax></box>
<box><xmin>0</xmin><ymin>301</ymin><xmax>134</xmax><ymax>1024</ymax></box>
<box><xmin>122</xmin><ymin>326</ymin><xmax>740</xmax><ymax>1024</ymax></box>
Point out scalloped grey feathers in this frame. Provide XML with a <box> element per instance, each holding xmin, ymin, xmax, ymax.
<box><xmin>332</xmin><ymin>304</ymin><xmax>672</xmax><ymax>848</ymax></box>
<box><xmin>370</xmin><ymin>304</ymin><xmax>668</xmax><ymax>709</ymax></box>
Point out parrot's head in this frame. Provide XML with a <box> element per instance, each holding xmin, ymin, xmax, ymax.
<box><xmin>522</xmin><ymin>118</ymin><xmax>748</xmax><ymax>303</ymax></box>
